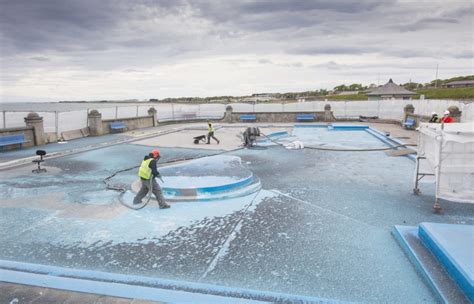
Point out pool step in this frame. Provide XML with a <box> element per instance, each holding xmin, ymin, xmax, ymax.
<box><xmin>392</xmin><ymin>223</ymin><xmax>473</xmax><ymax>303</ymax></box>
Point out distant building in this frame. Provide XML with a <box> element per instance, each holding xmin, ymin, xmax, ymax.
<box><xmin>243</xmin><ymin>93</ymin><xmax>278</xmax><ymax>102</ymax></box>
<box><xmin>442</xmin><ymin>80</ymin><xmax>474</xmax><ymax>88</ymax></box>
<box><xmin>337</xmin><ymin>90</ymin><xmax>359</xmax><ymax>95</ymax></box>
<box><xmin>366</xmin><ymin>79</ymin><xmax>416</xmax><ymax>100</ymax></box>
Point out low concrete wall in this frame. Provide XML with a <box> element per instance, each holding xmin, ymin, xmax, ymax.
<box><xmin>61</xmin><ymin>127</ymin><xmax>90</xmax><ymax>141</ymax></box>
<box><xmin>102</xmin><ymin>115</ymin><xmax>154</xmax><ymax>134</ymax></box>
<box><xmin>0</xmin><ymin>126</ymin><xmax>35</xmax><ymax>150</ymax></box>
<box><xmin>226</xmin><ymin>111</ymin><xmax>333</xmax><ymax>123</ymax></box>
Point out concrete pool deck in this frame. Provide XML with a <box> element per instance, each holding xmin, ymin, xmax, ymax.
<box><xmin>1</xmin><ymin>122</ymin><xmax>473</xmax><ymax>303</ymax></box>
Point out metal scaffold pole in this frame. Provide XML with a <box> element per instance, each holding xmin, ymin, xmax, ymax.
<box><xmin>433</xmin><ymin>123</ymin><xmax>445</xmax><ymax>213</ymax></box>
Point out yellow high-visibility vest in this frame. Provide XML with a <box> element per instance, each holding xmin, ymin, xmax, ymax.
<box><xmin>138</xmin><ymin>158</ymin><xmax>153</xmax><ymax>180</ymax></box>
<box><xmin>208</xmin><ymin>124</ymin><xmax>214</xmax><ymax>132</ymax></box>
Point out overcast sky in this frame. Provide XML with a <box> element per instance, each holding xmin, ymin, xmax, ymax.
<box><xmin>1</xmin><ymin>0</ymin><xmax>473</xmax><ymax>102</ymax></box>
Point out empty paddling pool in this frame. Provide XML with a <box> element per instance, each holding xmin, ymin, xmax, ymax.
<box><xmin>1</xmin><ymin>124</ymin><xmax>473</xmax><ymax>303</ymax></box>
<box><xmin>122</xmin><ymin>155</ymin><xmax>261</xmax><ymax>202</ymax></box>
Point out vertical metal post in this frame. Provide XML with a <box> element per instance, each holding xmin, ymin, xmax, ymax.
<box><xmin>197</xmin><ymin>104</ymin><xmax>201</xmax><ymax>118</ymax></box>
<box><xmin>55</xmin><ymin>111</ymin><xmax>59</xmax><ymax>138</ymax></box>
<box><xmin>2</xmin><ymin>111</ymin><xmax>5</xmax><ymax>128</ymax></box>
<box><xmin>86</xmin><ymin>108</ymin><xmax>89</xmax><ymax>128</ymax></box>
<box><xmin>136</xmin><ymin>105</ymin><xmax>139</xmax><ymax>117</ymax></box>
<box><xmin>171</xmin><ymin>103</ymin><xmax>175</xmax><ymax>120</ymax></box>
<box><xmin>433</xmin><ymin>123</ymin><xmax>444</xmax><ymax>213</ymax></box>
<box><xmin>115</xmin><ymin>106</ymin><xmax>118</xmax><ymax>119</ymax></box>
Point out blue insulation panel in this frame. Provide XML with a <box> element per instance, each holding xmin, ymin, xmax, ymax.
<box><xmin>419</xmin><ymin>223</ymin><xmax>474</xmax><ymax>302</ymax></box>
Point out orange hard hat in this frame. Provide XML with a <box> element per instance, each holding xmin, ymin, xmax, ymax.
<box><xmin>151</xmin><ymin>149</ymin><xmax>160</xmax><ymax>158</ymax></box>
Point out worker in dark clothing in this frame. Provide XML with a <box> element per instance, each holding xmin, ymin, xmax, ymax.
<box><xmin>133</xmin><ymin>149</ymin><xmax>170</xmax><ymax>209</ymax></box>
<box><xmin>207</xmin><ymin>120</ymin><xmax>220</xmax><ymax>144</ymax></box>
<box><xmin>243</xmin><ymin>127</ymin><xmax>260</xmax><ymax>147</ymax></box>
<box><xmin>429</xmin><ymin>112</ymin><xmax>439</xmax><ymax>123</ymax></box>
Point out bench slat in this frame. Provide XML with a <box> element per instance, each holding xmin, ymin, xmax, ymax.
<box><xmin>0</xmin><ymin>134</ymin><xmax>26</xmax><ymax>150</ymax></box>
<box><xmin>404</xmin><ymin>118</ymin><xmax>416</xmax><ymax>129</ymax></box>
<box><xmin>110</xmin><ymin>122</ymin><xmax>126</xmax><ymax>129</ymax></box>
<box><xmin>296</xmin><ymin>114</ymin><xmax>315</xmax><ymax>121</ymax></box>
<box><xmin>240</xmin><ymin>114</ymin><xmax>257</xmax><ymax>121</ymax></box>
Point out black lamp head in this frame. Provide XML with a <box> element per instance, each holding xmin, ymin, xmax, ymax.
<box><xmin>36</xmin><ymin>150</ymin><xmax>46</xmax><ymax>156</ymax></box>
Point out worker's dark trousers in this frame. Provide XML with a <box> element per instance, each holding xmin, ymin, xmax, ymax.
<box><xmin>133</xmin><ymin>178</ymin><xmax>166</xmax><ymax>206</ymax></box>
<box><xmin>207</xmin><ymin>131</ymin><xmax>219</xmax><ymax>144</ymax></box>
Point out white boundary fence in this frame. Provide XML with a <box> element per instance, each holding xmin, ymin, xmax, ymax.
<box><xmin>1</xmin><ymin>100</ymin><xmax>473</xmax><ymax>137</ymax></box>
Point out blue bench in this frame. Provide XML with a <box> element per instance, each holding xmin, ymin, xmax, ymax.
<box><xmin>110</xmin><ymin>121</ymin><xmax>127</xmax><ymax>132</ymax></box>
<box><xmin>296</xmin><ymin>113</ymin><xmax>315</xmax><ymax>121</ymax></box>
<box><xmin>240</xmin><ymin>114</ymin><xmax>257</xmax><ymax>121</ymax></box>
<box><xmin>0</xmin><ymin>134</ymin><xmax>27</xmax><ymax>151</ymax></box>
<box><xmin>403</xmin><ymin>118</ymin><xmax>416</xmax><ymax>129</ymax></box>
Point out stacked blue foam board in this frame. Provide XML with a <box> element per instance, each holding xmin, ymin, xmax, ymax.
<box><xmin>419</xmin><ymin>223</ymin><xmax>473</xmax><ymax>302</ymax></box>
<box><xmin>393</xmin><ymin>223</ymin><xmax>473</xmax><ymax>303</ymax></box>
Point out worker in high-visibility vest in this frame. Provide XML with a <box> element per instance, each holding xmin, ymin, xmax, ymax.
<box><xmin>133</xmin><ymin>149</ymin><xmax>170</xmax><ymax>209</ymax></box>
<box><xmin>207</xmin><ymin>120</ymin><xmax>220</xmax><ymax>144</ymax></box>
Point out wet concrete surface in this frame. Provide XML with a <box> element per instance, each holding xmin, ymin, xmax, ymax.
<box><xmin>1</xmin><ymin>125</ymin><xmax>473</xmax><ymax>303</ymax></box>
<box><xmin>0</xmin><ymin>282</ymin><xmax>159</xmax><ymax>304</ymax></box>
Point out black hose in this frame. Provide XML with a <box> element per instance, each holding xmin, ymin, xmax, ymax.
<box><xmin>104</xmin><ymin>147</ymin><xmax>245</xmax><ymax>209</ymax></box>
<box><xmin>120</xmin><ymin>178</ymin><xmax>153</xmax><ymax>210</ymax></box>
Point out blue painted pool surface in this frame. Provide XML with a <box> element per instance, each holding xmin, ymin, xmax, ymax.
<box><xmin>1</xmin><ymin>126</ymin><xmax>474</xmax><ymax>303</ymax></box>
<box><xmin>419</xmin><ymin>222</ymin><xmax>474</xmax><ymax>301</ymax></box>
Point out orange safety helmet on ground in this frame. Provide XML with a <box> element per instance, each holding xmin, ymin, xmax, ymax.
<box><xmin>151</xmin><ymin>149</ymin><xmax>160</xmax><ymax>158</ymax></box>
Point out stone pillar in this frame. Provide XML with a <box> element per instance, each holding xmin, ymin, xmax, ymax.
<box><xmin>447</xmin><ymin>105</ymin><xmax>462</xmax><ymax>122</ymax></box>
<box><xmin>323</xmin><ymin>104</ymin><xmax>335</xmax><ymax>122</ymax></box>
<box><xmin>88</xmin><ymin>109</ymin><xmax>103</xmax><ymax>136</ymax></box>
<box><xmin>148</xmin><ymin>107</ymin><xmax>158</xmax><ymax>126</ymax></box>
<box><xmin>24</xmin><ymin>112</ymin><xmax>46</xmax><ymax>146</ymax></box>
<box><xmin>224</xmin><ymin>105</ymin><xmax>233</xmax><ymax>123</ymax></box>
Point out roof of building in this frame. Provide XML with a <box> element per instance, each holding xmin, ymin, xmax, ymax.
<box><xmin>444</xmin><ymin>80</ymin><xmax>474</xmax><ymax>85</ymax></box>
<box><xmin>366</xmin><ymin>79</ymin><xmax>416</xmax><ymax>96</ymax></box>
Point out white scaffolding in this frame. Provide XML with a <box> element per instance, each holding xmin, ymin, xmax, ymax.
<box><xmin>414</xmin><ymin>122</ymin><xmax>474</xmax><ymax>211</ymax></box>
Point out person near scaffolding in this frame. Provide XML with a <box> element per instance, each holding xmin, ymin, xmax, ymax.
<box><xmin>429</xmin><ymin>112</ymin><xmax>439</xmax><ymax>123</ymax></box>
<box><xmin>440</xmin><ymin>110</ymin><xmax>454</xmax><ymax>123</ymax></box>
<box><xmin>133</xmin><ymin>149</ymin><xmax>170</xmax><ymax>209</ymax></box>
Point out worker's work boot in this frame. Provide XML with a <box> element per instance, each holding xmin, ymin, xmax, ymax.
<box><xmin>159</xmin><ymin>203</ymin><xmax>170</xmax><ymax>209</ymax></box>
<box><xmin>217</xmin><ymin>140</ymin><xmax>220</xmax><ymax>144</ymax></box>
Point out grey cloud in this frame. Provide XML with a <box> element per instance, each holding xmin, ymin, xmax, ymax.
<box><xmin>30</xmin><ymin>56</ymin><xmax>50</xmax><ymax>62</ymax></box>
<box><xmin>192</xmin><ymin>0</ymin><xmax>391</xmax><ymax>32</ymax></box>
<box><xmin>0</xmin><ymin>0</ymin><xmax>123</xmax><ymax>55</ymax></box>
<box><xmin>122</xmin><ymin>69</ymin><xmax>145</xmax><ymax>73</ymax></box>
<box><xmin>390</xmin><ymin>5</ymin><xmax>471</xmax><ymax>32</ymax></box>
<box><xmin>455</xmin><ymin>50</ymin><xmax>474</xmax><ymax>59</ymax></box>
<box><xmin>289</xmin><ymin>46</ymin><xmax>379</xmax><ymax>55</ymax></box>
<box><xmin>310</xmin><ymin>61</ymin><xmax>350</xmax><ymax>70</ymax></box>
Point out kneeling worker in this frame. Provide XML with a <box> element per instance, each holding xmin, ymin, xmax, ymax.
<box><xmin>133</xmin><ymin>149</ymin><xmax>170</xmax><ymax>209</ymax></box>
